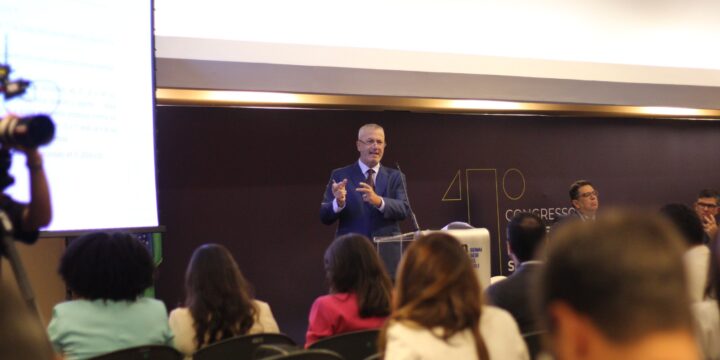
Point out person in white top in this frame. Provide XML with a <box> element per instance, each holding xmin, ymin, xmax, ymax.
<box><xmin>693</xmin><ymin>289</ymin><xmax>720</xmax><ymax>359</ymax></box>
<box><xmin>168</xmin><ymin>244</ymin><xmax>280</xmax><ymax>358</ymax></box>
<box><xmin>381</xmin><ymin>233</ymin><xmax>529</xmax><ymax>360</ymax></box>
<box><xmin>692</xmin><ymin>225</ymin><xmax>720</xmax><ymax>360</ymax></box>
<box><xmin>540</xmin><ymin>211</ymin><xmax>700</xmax><ymax>360</ymax></box>
<box><xmin>661</xmin><ymin>203</ymin><xmax>710</xmax><ymax>302</ymax></box>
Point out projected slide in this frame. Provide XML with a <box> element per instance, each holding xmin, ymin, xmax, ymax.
<box><xmin>1</xmin><ymin>0</ymin><xmax>157</xmax><ymax>231</ymax></box>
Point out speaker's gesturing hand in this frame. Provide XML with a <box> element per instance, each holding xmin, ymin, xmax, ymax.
<box><xmin>332</xmin><ymin>179</ymin><xmax>348</xmax><ymax>207</ymax></box>
<box><xmin>356</xmin><ymin>182</ymin><xmax>381</xmax><ymax>208</ymax></box>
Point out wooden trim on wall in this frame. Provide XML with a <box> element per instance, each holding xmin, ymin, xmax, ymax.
<box><xmin>156</xmin><ymin>88</ymin><xmax>720</xmax><ymax>120</ymax></box>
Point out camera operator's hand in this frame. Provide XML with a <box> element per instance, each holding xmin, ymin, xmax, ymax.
<box><xmin>17</xmin><ymin>147</ymin><xmax>52</xmax><ymax>231</ymax></box>
<box><xmin>14</xmin><ymin>146</ymin><xmax>43</xmax><ymax>169</ymax></box>
<box><xmin>0</xmin><ymin>113</ymin><xmax>52</xmax><ymax>231</ymax></box>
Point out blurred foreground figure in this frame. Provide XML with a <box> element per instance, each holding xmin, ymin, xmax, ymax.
<box><xmin>0</xmin><ymin>282</ymin><xmax>55</xmax><ymax>360</ymax></box>
<box><xmin>539</xmin><ymin>211</ymin><xmax>700</xmax><ymax>360</ymax></box>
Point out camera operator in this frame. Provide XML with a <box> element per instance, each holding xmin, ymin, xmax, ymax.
<box><xmin>0</xmin><ymin>131</ymin><xmax>52</xmax><ymax>245</ymax></box>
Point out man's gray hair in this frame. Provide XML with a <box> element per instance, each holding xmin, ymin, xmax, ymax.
<box><xmin>358</xmin><ymin>123</ymin><xmax>384</xmax><ymax>138</ymax></box>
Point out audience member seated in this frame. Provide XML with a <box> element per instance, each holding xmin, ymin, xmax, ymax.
<box><xmin>661</xmin><ymin>203</ymin><xmax>710</xmax><ymax>302</ymax></box>
<box><xmin>485</xmin><ymin>212</ymin><xmax>546</xmax><ymax>334</ymax></box>
<box><xmin>306</xmin><ymin>234</ymin><xmax>392</xmax><ymax>346</ymax></box>
<box><xmin>694</xmin><ymin>189</ymin><xmax>719</xmax><ymax>243</ymax></box>
<box><xmin>539</xmin><ymin>211</ymin><xmax>700</xmax><ymax>360</ymax></box>
<box><xmin>169</xmin><ymin>243</ymin><xmax>279</xmax><ymax>357</ymax></box>
<box><xmin>692</xmin><ymin>232</ymin><xmax>720</xmax><ymax>360</ymax></box>
<box><xmin>47</xmin><ymin>232</ymin><xmax>173</xmax><ymax>360</ymax></box>
<box><xmin>381</xmin><ymin>233</ymin><xmax>529</xmax><ymax>360</ymax></box>
<box><xmin>563</xmin><ymin>180</ymin><xmax>600</xmax><ymax>223</ymax></box>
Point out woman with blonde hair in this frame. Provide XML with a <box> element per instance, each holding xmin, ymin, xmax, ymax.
<box><xmin>381</xmin><ymin>233</ymin><xmax>528</xmax><ymax>360</ymax></box>
<box><xmin>169</xmin><ymin>244</ymin><xmax>279</xmax><ymax>357</ymax></box>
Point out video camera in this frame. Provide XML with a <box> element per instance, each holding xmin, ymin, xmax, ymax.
<box><xmin>0</xmin><ymin>63</ymin><xmax>55</xmax><ymax>148</ymax></box>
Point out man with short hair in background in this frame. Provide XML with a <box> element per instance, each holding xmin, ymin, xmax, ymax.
<box><xmin>568</xmin><ymin>180</ymin><xmax>599</xmax><ymax>221</ymax></box>
<box><xmin>485</xmin><ymin>212</ymin><xmax>546</xmax><ymax>335</ymax></box>
<box><xmin>539</xmin><ymin>211</ymin><xmax>700</xmax><ymax>360</ymax></box>
<box><xmin>694</xmin><ymin>189</ymin><xmax>719</xmax><ymax>243</ymax></box>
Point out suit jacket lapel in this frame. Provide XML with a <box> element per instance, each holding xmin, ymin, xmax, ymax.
<box><xmin>351</xmin><ymin>163</ymin><xmax>366</xmax><ymax>194</ymax></box>
<box><xmin>375</xmin><ymin>166</ymin><xmax>388</xmax><ymax>197</ymax></box>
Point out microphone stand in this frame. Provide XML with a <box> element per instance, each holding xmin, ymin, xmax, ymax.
<box><xmin>396</xmin><ymin>163</ymin><xmax>420</xmax><ymax>232</ymax></box>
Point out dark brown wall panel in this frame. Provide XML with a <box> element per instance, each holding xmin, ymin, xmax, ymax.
<box><xmin>155</xmin><ymin>106</ymin><xmax>720</xmax><ymax>344</ymax></box>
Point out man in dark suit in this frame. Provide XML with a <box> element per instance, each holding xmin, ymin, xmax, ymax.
<box><xmin>320</xmin><ymin>124</ymin><xmax>410</xmax><ymax>276</ymax></box>
<box><xmin>320</xmin><ymin>124</ymin><xmax>410</xmax><ymax>277</ymax></box>
<box><xmin>485</xmin><ymin>212</ymin><xmax>546</xmax><ymax>334</ymax></box>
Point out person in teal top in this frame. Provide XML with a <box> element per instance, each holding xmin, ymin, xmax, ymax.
<box><xmin>47</xmin><ymin>232</ymin><xmax>173</xmax><ymax>360</ymax></box>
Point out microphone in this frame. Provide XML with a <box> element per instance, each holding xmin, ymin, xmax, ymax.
<box><xmin>396</xmin><ymin>162</ymin><xmax>420</xmax><ymax>232</ymax></box>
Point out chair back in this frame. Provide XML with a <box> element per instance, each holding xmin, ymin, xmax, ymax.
<box><xmin>193</xmin><ymin>333</ymin><xmax>295</xmax><ymax>360</ymax></box>
<box><xmin>308</xmin><ymin>329</ymin><xmax>379</xmax><ymax>360</ymax></box>
<box><xmin>89</xmin><ymin>345</ymin><xmax>182</xmax><ymax>360</ymax></box>
<box><xmin>254</xmin><ymin>343</ymin><xmax>302</xmax><ymax>359</ymax></box>
<box><xmin>522</xmin><ymin>330</ymin><xmax>546</xmax><ymax>360</ymax></box>
<box><xmin>263</xmin><ymin>349</ymin><xmax>344</xmax><ymax>360</ymax></box>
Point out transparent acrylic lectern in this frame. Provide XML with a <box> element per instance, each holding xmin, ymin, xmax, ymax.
<box><xmin>373</xmin><ymin>228</ymin><xmax>492</xmax><ymax>289</ymax></box>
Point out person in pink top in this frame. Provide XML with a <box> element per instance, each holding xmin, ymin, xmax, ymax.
<box><xmin>306</xmin><ymin>234</ymin><xmax>393</xmax><ymax>346</ymax></box>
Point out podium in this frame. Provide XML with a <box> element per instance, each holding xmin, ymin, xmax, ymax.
<box><xmin>374</xmin><ymin>228</ymin><xmax>492</xmax><ymax>289</ymax></box>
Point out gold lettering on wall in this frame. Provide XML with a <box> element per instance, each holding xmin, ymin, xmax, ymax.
<box><xmin>441</xmin><ymin>170</ymin><xmax>462</xmax><ymax>201</ymax></box>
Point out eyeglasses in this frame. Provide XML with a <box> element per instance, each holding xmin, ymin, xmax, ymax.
<box><xmin>357</xmin><ymin>139</ymin><xmax>386</xmax><ymax>147</ymax></box>
<box><xmin>696</xmin><ymin>202</ymin><xmax>718</xmax><ymax>210</ymax></box>
<box><xmin>579</xmin><ymin>190</ymin><xmax>599</xmax><ymax>199</ymax></box>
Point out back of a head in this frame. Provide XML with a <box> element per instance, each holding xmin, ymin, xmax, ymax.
<box><xmin>185</xmin><ymin>243</ymin><xmax>256</xmax><ymax>347</ymax></box>
<box><xmin>391</xmin><ymin>233</ymin><xmax>489</xmax><ymax>359</ymax></box>
<box><xmin>59</xmin><ymin>232</ymin><xmax>154</xmax><ymax>301</ymax></box>
<box><xmin>394</xmin><ymin>233</ymin><xmax>481</xmax><ymax>333</ymax></box>
<box><xmin>540</xmin><ymin>210</ymin><xmax>692</xmax><ymax>343</ymax></box>
<box><xmin>185</xmin><ymin>243</ymin><xmax>251</xmax><ymax>301</ymax></box>
<box><xmin>660</xmin><ymin>203</ymin><xmax>705</xmax><ymax>246</ymax></box>
<box><xmin>325</xmin><ymin>234</ymin><xmax>392</xmax><ymax>317</ymax></box>
<box><xmin>507</xmin><ymin>212</ymin><xmax>546</xmax><ymax>262</ymax></box>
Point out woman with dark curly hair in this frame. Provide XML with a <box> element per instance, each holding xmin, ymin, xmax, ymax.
<box><xmin>47</xmin><ymin>232</ymin><xmax>173</xmax><ymax>360</ymax></box>
<box><xmin>380</xmin><ymin>233</ymin><xmax>528</xmax><ymax>360</ymax></box>
<box><xmin>169</xmin><ymin>244</ymin><xmax>279</xmax><ymax>357</ymax></box>
<box><xmin>306</xmin><ymin>233</ymin><xmax>393</xmax><ymax>346</ymax></box>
